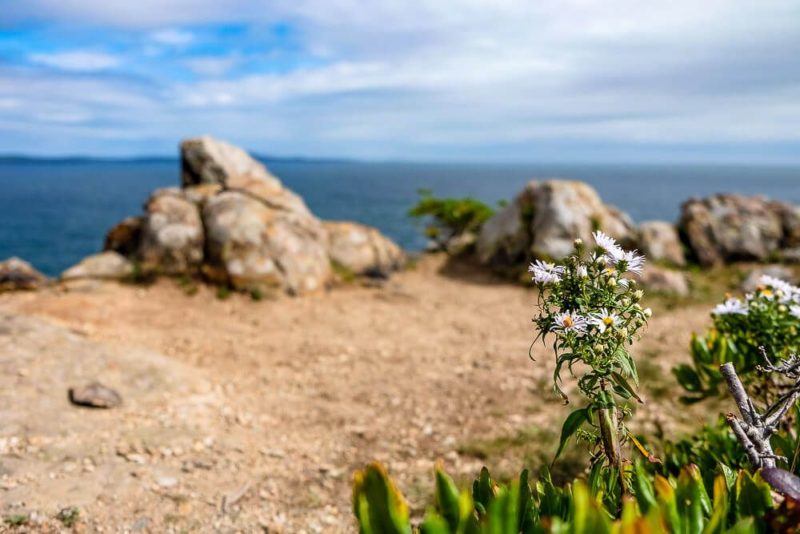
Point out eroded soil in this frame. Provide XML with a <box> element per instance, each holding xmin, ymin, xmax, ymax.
<box><xmin>0</xmin><ymin>255</ymin><xmax>721</xmax><ymax>532</ymax></box>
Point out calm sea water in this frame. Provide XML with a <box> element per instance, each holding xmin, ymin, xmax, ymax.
<box><xmin>1</xmin><ymin>159</ymin><xmax>799</xmax><ymax>276</ymax></box>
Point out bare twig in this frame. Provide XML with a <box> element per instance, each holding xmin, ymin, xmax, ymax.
<box><xmin>721</xmin><ymin>362</ymin><xmax>777</xmax><ymax>469</ymax></box>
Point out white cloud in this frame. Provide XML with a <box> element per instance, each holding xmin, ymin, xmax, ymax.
<box><xmin>184</xmin><ymin>54</ymin><xmax>241</xmax><ymax>77</ymax></box>
<box><xmin>28</xmin><ymin>50</ymin><xmax>121</xmax><ymax>71</ymax></box>
<box><xmin>2</xmin><ymin>0</ymin><xmax>800</xmax><ymax>159</ymax></box>
<box><xmin>150</xmin><ymin>28</ymin><xmax>194</xmax><ymax>46</ymax></box>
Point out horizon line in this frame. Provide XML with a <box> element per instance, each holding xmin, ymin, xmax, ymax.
<box><xmin>2</xmin><ymin>153</ymin><xmax>800</xmax><ymax>168</ymax></box>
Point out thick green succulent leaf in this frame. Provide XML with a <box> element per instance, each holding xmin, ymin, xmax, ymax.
<box><xmin>435</xmin><ymin>464</ymin><xmax>462</xmax><ymax>532</ymax></box>
<box><xmin>352</xmin><ymin>463</ymin><xmax>412</xmax><ymax>534</ymax></box>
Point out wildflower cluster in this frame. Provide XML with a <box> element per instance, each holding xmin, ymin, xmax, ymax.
<box><xmin>674</xmin><ymin>274</ymin><xmax>800</xmax><ymax>405</ymax></box>
<box><xmin>532</xmin><ymin>232</ymin><xmax>651</xmax><ymax>474</ymax></box>
<box><xmin>532</xmin><ymin>232</ymin><xmax>650</xmax><ymax>406</ymax></box>
<box><xmin>712</xmin><ymin>275</ymin><xmax>800</xmax><ymax>369</ymax></box>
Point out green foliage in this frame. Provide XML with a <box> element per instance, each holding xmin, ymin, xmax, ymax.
<box><xmin>57</xmin><ymin>507</ymin><xmax>80</xmax><ymax>528</ymax></box>
<box><xmin>408</xmin><ymin>189</ymin><xmax>494</xmax><ymax>250</ymax></box>
<box><xmin>124</xmin><ymin>261</ymin><xmax>158</xmax><ymax>285</ymax></box>
<box><xmin>352</xmin><ymin>462</ymin><xmax>775</xmax><ymax>533</ymax></box>
<box><xmin>674</xmin><ymin>278</ymin><xmax>800</xmax><ymax>404</ymax></box>
<box><xmin>215</xmin><ymin>284</ymin><xmax>232</xmax><ymax>300</ymax></box>
<box><xmin>3</xmin><ymin>514</ymin><xmax>29</xmax><ymax>527</ymax></box>
<box><xmin>249</xmin><ymin>287</ymin><xmax>264</xmax><ymax>301</ymax></box>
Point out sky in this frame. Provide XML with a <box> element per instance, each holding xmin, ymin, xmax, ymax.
<box><xmin>1</xmin><ymin>0</ymin><xmax>799</xmax><ymax>163</ymax></box>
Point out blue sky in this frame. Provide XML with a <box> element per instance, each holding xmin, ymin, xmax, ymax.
<box><xmin>1</xmin><ymin>0</ymin><xmax>800</xmax><ymax>162</ymax></box>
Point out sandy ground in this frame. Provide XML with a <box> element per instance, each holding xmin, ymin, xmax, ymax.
<box><xmin>0</xmin><ymin>255</ymin><xmax>718</xmax><ymax>532</ymax></box>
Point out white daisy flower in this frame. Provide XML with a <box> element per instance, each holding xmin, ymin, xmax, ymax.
<box><xmin>790</xmin><ymin>305</ymin><xmax>800</xmax><ymax>319</ymax></box>
<box><xmin>760</xmin><ymin>275</ymin><xmax>795</xmax><ymax>293</ymax></box>
<box><xmin>576</xmin><ymin>265</ymin><xmax>588</xmax><ymax>278</ymax></box>
<box><xmin>592</xmin><ymin>231</ymin><xmax>620</xmax><ymax>253</ymax></box>
<box><xmin>590</xmin><ymin>308</ymin><xmax>620</xmax><ymax>333</ymax></box>
<box><xmin>551</xmin><ymin>310</ymin><xmax>588</xmax><ymax>334</ymax></box>
<box><xmin>620</xmin><ymin>250</ymin><xmax>646</xmax><ymax>275</ymax></box>
<box><xmin>759</xmin><ymin>275</ymin><xmax>800</xmax><ymax>303</ymax></box>
<box><xmin>713</xmin><ymin>298</ymin><xmax>749</xmax><ymax>316</ymax></box>
<box><xmin>528</xmin><ymin>260</ymin><xmax>565</xmax><ymax>285</ymax></box>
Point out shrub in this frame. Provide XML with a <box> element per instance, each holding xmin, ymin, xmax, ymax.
<box><xmin>674</xmin><ymin>276</ymin><xmax>800</xmax><ymax>404</ymax></box>
<box><xmin>408</xmin><ymin>190</ymin><xmax>494</xmax><ymax>252</ymax></box>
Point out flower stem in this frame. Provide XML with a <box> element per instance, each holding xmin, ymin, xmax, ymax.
<box><xmin>597</xmin><ymin>401</ymin><xmax>627</xmax><ymax>499</ymax></box>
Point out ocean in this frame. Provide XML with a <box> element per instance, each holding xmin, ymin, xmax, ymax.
<box><xmin>1</xmin><ymin>159</ymin><xmax>799</xmax><ymax>276</ymax></box>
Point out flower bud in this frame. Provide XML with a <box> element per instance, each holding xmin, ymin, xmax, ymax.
<box><xmin>574</xmin><ymin>238</ymin><xmax>583</xmax><ymax>248</ymax></box>
<box><xmin>621</xmin><ymin>298</ymin><xmax>630</xmax><ymax>306</ymax></box>
<box><xmin>633</xmin><ymin>290</ymin><xmax>644</xmax><ymax>301</ymax></box>
<box><xmin>644</xmin><ymin>307</ymin><xmax>652</xmax><ymax>317</ymax></box>
<box><xmin>607</xmin><ymin>277</ymin><xmax>617</xmax><ymax>288</ymax></box>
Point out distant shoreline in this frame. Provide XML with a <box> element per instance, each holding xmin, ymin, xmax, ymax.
<box><xmin>0</xmin><ymin>154</ymin><xmax>356</xmax><ymax>165</ymax></box>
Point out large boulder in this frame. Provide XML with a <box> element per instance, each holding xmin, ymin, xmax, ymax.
<box><xmin>477</xmin><ymin>180</ymin><xmax>636</xmax><ymax>268</ymax></box>
<box><xmin>638</xmin><ymin>265</ymin><xmax>690</xmax><ymax>296</ymax></box>
<box><xmin>324</xmin><ymin>221</ymin><xmax>405</xmax><ymax>277</ymax></box>
<box><xmin>202</xmin><ymin>191</ymin><xmax>331</xmax><ymax>294</ymax></box>
<box><xmin>61</xmin><ymin>251</ymin><xmax>133</xmax><ymax>281</ymax></box>
<box><xmin>137</xmin><ymin>188</ymin><xmax>204</xmax><ymax>274</ymax></box>
<box><xmin>679</xmin><ymin>195</ymin><xmax>784</xmax><ymax>267</ymax></box>
<box><xmin>181</xmin><ymin>136</ymin><xmax>285</xmax><ymax>201</ymax></box>
<box><xmin>0</xmin><ymin>257</ymin><xmax>47</xmax><ymax>292</ymax></box>
<box><xmin>638</xmin><ymin>221</ymin><xmax>685</xmax><ymax>267</ymax></box>
<box><xmin>740</xmin><ymin>265</ymin><xmax>796</xmax><ymax>293</ymax></box>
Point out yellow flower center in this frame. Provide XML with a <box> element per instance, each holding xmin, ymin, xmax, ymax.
<box><xmin>603</xmin><ymin>317</ymin><xmax>614</xmax><ymax>326</ymax></box>
<box><xmin>563</xmin><ymin>316</ymin><xmax>573</xmax><ymax>327</ymax></box>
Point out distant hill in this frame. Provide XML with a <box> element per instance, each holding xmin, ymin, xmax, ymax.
<box><xmin>0</xmin><ymin>154</ymin><xmax>355</xmax><ymax>165</ymax></box>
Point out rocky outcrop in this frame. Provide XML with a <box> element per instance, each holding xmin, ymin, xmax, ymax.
<box><xmin>0</xmin><ymin>257</ymin><xmax>47</xmax><ymax>292</ymax></box>
<box><xmin>637</xmin><ymin>265</ymin><xmax>690</xmax><ymax>296</ymax></box>
<box><xmin>638</xmin><ymin>221</ymin><xmax>685</xmax><ymax>267</ymax></box>
<box><xmin>137</xmin><ymin>188</ymin><xmax>205</xmax><ymax>274</ymax></box>
<box><xmin>92</xmin><ymin>136</ymin><xmax>403</xmax><ymax>295</ymax></box>
<box><xmin>679</xmin><ymin>195</ymin><xmax>787</xmax><ymax>267</ymax></box>
<box><xmin>325</xmin><ymin>221</ymin><xmax>405</xmax><ymax>277</ymax></box>
<box><xmin>61</xmin><ymin>252</ymin><xmax>133</xmax><ymax>281</ymax></box>
<box><xmin>202</xmin><ymin>191</ymin><xmax>331</xmax><ymax>294</ymax></box>
<box><xmin>477</xmin><ymin>180</ymin><xmax>636</xmax><ymax>268</ymax></box>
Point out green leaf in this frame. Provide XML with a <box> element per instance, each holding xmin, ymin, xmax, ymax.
<box><xmin>554</xmin><ymin>408</ymin><xmax>589</xmax><ymax>462</ymax></box>
<box><xmin>673</xmin><ymin>364</ymin><xmax>703</xmax><ymax>393</ymax></box>
<box><xmin>352</xmin><ymin>463</ymin><xmax>412</xmax><ymax>534</ymax></box>
<box><xmin>632</xmin><ymin>462</ymin><xmax>657</xmax><ymax>513</ymax></box>
<box><xmin>419</xmin><ymin>512</ymin><xmax>450</xmax><ymax>534</ymax></box>
<box><xmin>434</xmin><ymin>465</ymin><xmax>462</xmax><ymax>531</ymax></box>
<box><xmin>473</xmin><ymin>466</ymin><xmax>496</xmax><ymax>516</ymax></box>
<box><xmin>611</xmin><ymin>371</ymin><xmax>643</xmax><ymax>403</ymax></box>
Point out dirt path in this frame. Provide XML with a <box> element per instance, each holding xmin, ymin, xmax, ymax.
<box><xmin>0</xmin><ymin>255</ymin><xmax>715</xmax><ymax>532</ymax></box>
